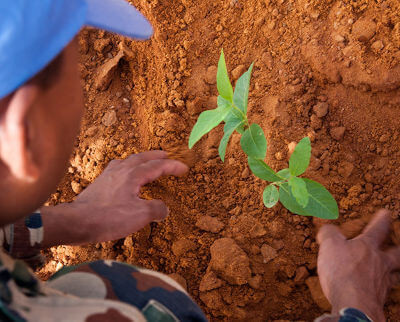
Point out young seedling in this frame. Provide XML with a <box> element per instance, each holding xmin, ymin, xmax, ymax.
<box><xmin>189</xmin><ymin>50</ymin><xmax>339</xmax><ymax>219</ymax></box>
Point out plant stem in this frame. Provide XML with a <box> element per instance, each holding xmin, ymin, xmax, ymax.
<box><xmin>231</xmin><ymin>103</ymin><xmax>249</xmax><ymax>126</ymax></box>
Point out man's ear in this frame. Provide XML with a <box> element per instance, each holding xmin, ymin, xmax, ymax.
<box><xmin>0</xmin><ymin>85</ymin><xmax>40</xmax><ymax>182</ymax></box>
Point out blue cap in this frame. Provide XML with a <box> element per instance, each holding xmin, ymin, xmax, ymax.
<box><xmin>0</xmin><ymin>0</ymin><xmax>153</xmax><ymax>98</ymax></box>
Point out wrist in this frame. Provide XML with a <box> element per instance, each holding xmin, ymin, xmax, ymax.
<box><xmin>41</xmin><ymin>202</ymin><xmax>92</xmax><ymax>248</ymax></box>
<box><xmin>331</xmin><ymin>295</ymin><xmax>384</xmax><ymax>322</ymax></box>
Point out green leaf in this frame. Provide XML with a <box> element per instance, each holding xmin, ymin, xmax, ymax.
<box><xmin>233</xmin><ymin>63</ymin><xmax>254</xmax><ymax>114</ymax></box>
<box><xmin>224</xmin><ymin>109</ymin><xmax>245</xmax><ymax>134</ymax></box>
<box><xmin>240</xmin><ymin>124</ymin><xmax>267</xmax><ymax>159</ymax></box>
<box><xmin>217</xmin><ymin>95</ymin><xmax>231</xmax><ymax>108</ymax></box>
<box><xmin>248</xmin><ymin>157</ymin><xmax>280</xmax><ymax>182</ymax></box>
<box><xmin>189</xmin><ymin>104</ymin><xmax>231</xmax><ymax>149</ymax></box>
<box><xmin>288</xmin><ymin>177</ymin><xmax>309</xmax><ymax>208</ymax></box>
<box><xmin>263</xmin><ymin>185</ymin><xmax>279</xmax><ymax>208</ymax></box>
<box><xmin>289</xmin><ymin>137</ymin><xmax>311</xmax><ymax>176</ymax></box>
<box><xmin>217</xmin><ymin>50</ymin><xmax>233</xmax><ymax>101</ymax></box>
<box><xmin>219</xmin><ymin>118</ymin><xmax>245</xmax><ymax>162</ymax></box>
<box><xmin>279</xmin><ymin>178</ymin><xmax>339</xmax><ymax>219</ymax></box>
<box><xmin>277</xmin><ymin>168</ymin><xmax>291</xmax><ymax>180</ymax></box>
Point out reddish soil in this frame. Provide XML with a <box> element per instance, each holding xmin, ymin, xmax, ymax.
<box><xmin>38</xmin><ymin>0</ymin><xmax>400</xmax><ymax>320</ymax></box>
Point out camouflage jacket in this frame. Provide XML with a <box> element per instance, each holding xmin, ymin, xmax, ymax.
<box><xmin>0</xmin><ymin>212</ymin><xmax>207</xmax><ymax>322</ymax></box>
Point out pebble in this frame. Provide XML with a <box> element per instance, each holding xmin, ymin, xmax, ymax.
<box><xmin>186</xmin><ymin>98</ymin><xmax>203</xmax><ymax>116</ymax></box>
<box><xmin>199</xmin><ymin>271</ymin><xmax>223</xmax><ymax>292</ymax></box>
<box><xmin>85</xmin><ymin>126</ymin><xmax>98</xmax><ymax>137</ymax></box>
<box><xmin>275</xmin><ymin>151</ymin><xmax>285</xmax><ymax>161</ymax></box>
<box><xmin>209</xmin><ymin>238</ymin><xmax>251</xmax><ymax>285</ymax></box>
<box><xmin>231</xmin><ymin>64</ymin><xmax>246</xmax><ymax>80</ymax></box>
<box><xmin>371</xmin><ymin>40</ymin><xmax>384</xmax><ymax>51</ymax></box>
<box><xmin>71</xmin><ymin>181</ymin><xmax>82</xmax><ymax>194</ymax></box>
<box><xmin>122</xmin><ymin>98</ymin><xmax>130</xmax><ymax>107</ymax></box>
<box><xmin>260</xmin><ymin>244</ymin><xmax>278</xmax><ymax>263</ymax></box>
<box><xmin>205</xmin><ymin>66</ymin><xmax>217</xmax><ymax>85</ymax></box>
<box><xmin>102</xmin><ymin>110</ymin><xmax>117</xmax><ymax>127</ymax></box>
<box><xmin>310</xmin><ymin>11</ymin><xmax>320</xmax><ymax>20</ymax></box>
<box><xmin>310</xmin><ymin>114</ymin><xmax>322</xmax><ymax>130</ymax></box>
<box><xmin>195</xmin><ymin>216</ymin><xmax>224</xmax><ymax>233</ymax></box>
<box><xmin>338</xmin><ymin>161</ymin><xmax>354</xmax><ymax>178</ymax></box>
<box><xmin>313</xmin><ymin>102</ymin><xmax>329</xmax><ymax>118</ymax></box>
<box><xmin>306</xmin><ymin>276</ymin><xmax>331</xmax><ymax>311</ymax></box>
<box><xmin>241</xmin><ymin>167</ymin><xmax>250</xmax><ymax>178</ymax></box>
<box><xmin>334</xmin><ymin>34</ymin><xmax>345</xmax><ymax>42</ymax></box>
<box><xmin>288</xmin><ymin>141</ymin><xmax>297</xmax><ymax>155</ymax></box>
<box><xmin>248</xmin><ymin>275</ymin><xmax>262</xmax><ymax>289</ymax></box>
<box><xmin>294</xmin><ymin>266</ymin><xmax>309</xmax><ymax>283</ymax></box>
<box><xmin>94</xmin><ymin>150</ymin><xmax>104</xmax><ymax>162</ymax></box>
<box><xmin>352</xmin><ymin>17</ymin><xmax>376</xmax><ymax>42</ymax></box>
<box><xmin>330</xmin><ymin>126</ymin><xmax>345</xmax><ymax>141</ymax></box>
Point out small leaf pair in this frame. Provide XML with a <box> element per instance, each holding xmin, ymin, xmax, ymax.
<box><xmin>188</xmin><ymin>49</ymin><xmax>339</xmax><ymax>220</ymax></box>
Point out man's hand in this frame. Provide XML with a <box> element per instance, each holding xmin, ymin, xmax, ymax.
<box><xmin>42</xmin><ymin>151</ymin><xmax>188</xmax><ymax>247</ymax></box>
<box><xmin>317</xmin><ymin>210</ymin><xmax>400</xmax><ymax>321</ymax></box>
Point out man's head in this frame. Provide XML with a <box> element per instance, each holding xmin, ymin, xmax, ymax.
<box><xmin>0</xmin><ymin>0</ymin><xmax>153</xmax><ymax>225</ymax></box>
<box><xmin>0</xmin><ymin>39</ymin><xmax>83</xmax><ymax>224</ymax></box>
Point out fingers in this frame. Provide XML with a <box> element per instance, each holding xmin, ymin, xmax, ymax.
<box><xmin>133</xmin><ymin>159</ymin><xmax>188</xmax><ymax>192</ymax></box>
<box><xmin>140</xmin><ymin>199</ymin><xmax>169</xmax><ymax>222</ymax></box>
<box><xmin>357</xmin><ymin>209</ymin><xmax>391</xmax><ymax>247</ymax></box>
<box><xmin>317</xmin><ymin>224</ymin><xmax>346</xmax><ymax>245</ymax></box>
<box><xmin>126</xmin><ymin>150</ymin><xmax>167</xmax><ymax>167</ymax></box>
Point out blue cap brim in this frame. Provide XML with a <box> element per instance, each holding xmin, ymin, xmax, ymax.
<box><xmin>0</xmin><ymin>0</ymin><xmax>153</xmax><ymax>99</ymax></box>
<box><xmin>85</xmin><ymin>0</ymin><xmax>153</xmax><ymax>40</ymax></box>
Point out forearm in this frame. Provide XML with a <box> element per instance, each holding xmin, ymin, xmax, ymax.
<box><xmin>41</xmin><ymin>203</ymin><xmax>91</xmax><ymax>248</ymax></box>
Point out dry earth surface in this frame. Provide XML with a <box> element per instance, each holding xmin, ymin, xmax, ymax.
<box><xmin>37</xmin><ymin>0</ymin><xmax>400</xmax><ymax>320</ymax></box>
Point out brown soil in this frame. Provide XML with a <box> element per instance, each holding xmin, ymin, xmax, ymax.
<box><xmin>38</xmin><ymin>0</ymin><xmax>400</xmax><ymax>320</ymax></box>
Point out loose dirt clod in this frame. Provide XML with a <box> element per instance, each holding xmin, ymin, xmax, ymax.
<box><xmin>313</xmin><ymin>102</ymin><xmax>329</xmax><ymax>118</ymax></box>
<box><xmin>101</xmin><ymin>110</ymin><xmax>117</xmax><ymax>127</ymax></box>
<box><xmin>260</xmin><ymin>244</ymin><xmax>278</xmax><ymax>263</ymax></box>
<box><xmin>330</xmin><ymin>127</ymin><xmax>346</xmax><ymax>141</ymax></box>
<box><xmin>199</xmin><ymin>271</ymin><xmax>223</xmax><ymax>292</ymax></box>
<box><xmin>205</xmin><ymin>66</ymin><xmax>217</xmax><ymax>85</ymax></box>
<box><xmin>195</xmin><ymin>216</ymin><xmax>224</xmax><ymax>233</ymax></box>
<box><xmin>352</xmin><ymin>17</ymin><xmax>376</xmax><ymax>42</ymax></box>
<box><xmin>306</xmin><ymin>277</ymin><xmax>331</xmax><ymax>311</ymax></box>
<box><xmin>209</xmin><ymin>238</ymin><xmax>251</xmax><ymax>285</ymax></box>
<box><xmin>70</xmin><ymin>181</ymin><xmax>82</xmax><ymax>194</ymax></box>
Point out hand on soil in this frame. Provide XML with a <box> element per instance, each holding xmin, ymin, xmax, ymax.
<box><xmin>317</xmin><ymin>210</ymin><xmax>400</xmax><ymax>321</ymax></box>
<box><xmin>72</xmin><ymin>150</ymin><xmax>188</xmax><ymax>243</ymax></box>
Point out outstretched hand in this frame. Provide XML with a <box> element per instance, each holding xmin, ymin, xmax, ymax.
<box><xmin>317</xmin><ymin>210</ymin><xmax>400</xmax><ymax>321</ymax></box>
<box><xmin>42</xmin><ymin>151</ymin><xmax>188</xmax><ymax>247</ymax></box>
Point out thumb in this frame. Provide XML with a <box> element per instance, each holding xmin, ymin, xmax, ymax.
<box><xmin>140</xmin><ymin>199</ymin><xmax>169</xmax><ymax>223</ymax></box>
<box><xmin>317</xmin><ymin>224</ymin><xmax>346</xmax><ymax>245</ymax></box>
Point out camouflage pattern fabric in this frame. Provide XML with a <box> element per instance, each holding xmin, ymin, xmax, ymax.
<box><xmin>0</xmin><ymin>213</ymin><xmax>207</xmax><ymax>321</ymax></box>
